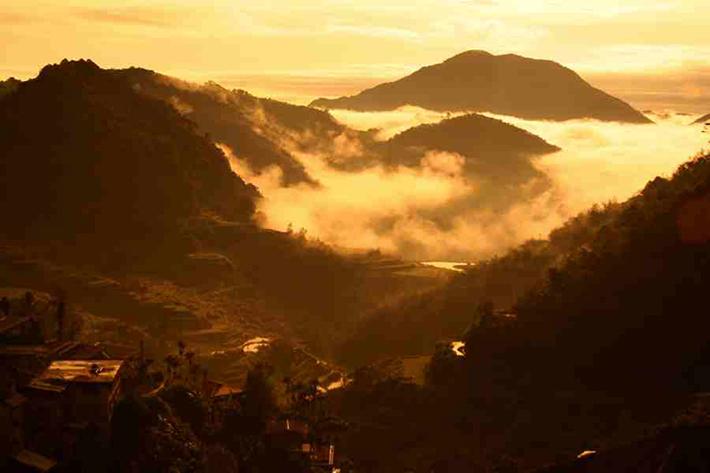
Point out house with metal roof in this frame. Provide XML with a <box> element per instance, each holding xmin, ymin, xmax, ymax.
<box><xmin>26</xmin><ymin>360</ymin><xmax>126</xmax><ymax>426</ymax></box>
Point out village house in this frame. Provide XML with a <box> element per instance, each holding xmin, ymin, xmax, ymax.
<box><xmin>202</xmin><ymin>377</ymin><xmax>244</xmax><ymax>400</ymax></box>
<box><xmin>266</xmin><ymin>418</ymin><xmax>339</xmax><ymax>471</ymax></box>
<box><xmin>266</xmin><ymin>418</ymin><xmax>313</xmax><ymax>462</ymax></box>
<box><xmin>0</xmin><ymin>367</ymin><xmax>56</xmax><ymax>472</ymax></box>
<box><xmin>0</xmin><ymin>340</ymin><xmax>135</xmax><ymax>391</ymax></box>
<box><xmin>0</xmin><ymin>375</ymin><xmax>27</xmax><ymax>458</ymax></box>
<box><xmin>0</xmin><ymin>290</ymin><xmax>137</xmax><ymax>468</ymax></box>
<box><xmin>19</xmin><ymin>359</ymin><xmax>125</xmax><ymax>460</ymax></box>
<box><xmin>26</xmin><ymin>359</ymin><xmax>126</xmax><ymax>424</ymax></box>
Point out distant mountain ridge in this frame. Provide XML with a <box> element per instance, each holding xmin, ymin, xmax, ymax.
<box><xmin>311</xmin><ymin>50</ymin><xmax>652</xmax><ymax>124</ymax></box>
<box><xmin>692</xmin><ymin>113</ymin><xmax>710</xmax><ymax>125</ymax></box>
<box><xmin>113</xmin><ymin>68</ymin><xmax>346</xmax><ymax>186</ymax></box>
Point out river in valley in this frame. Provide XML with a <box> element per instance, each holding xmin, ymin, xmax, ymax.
<box><xmin>421</xmin><ymin>261</ymin><xmax>472</xmax><ymax>273</ymax></box>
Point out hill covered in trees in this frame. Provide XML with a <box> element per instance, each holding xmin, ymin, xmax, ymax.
<box><xmin>337</xmin><ymin>200</ymin><xmax>621</xmax><ymax>367</ymax></box>
<box><xmin>504</xmin><ymin>152</ymin><xmax>710</xmax><ymax>390</ymax></box>
<box><xmin>0</xmin><ymin>59</ymin><xmax>258</xmax><ymax>254</ymax></box>
<box><xmin>112</xmin><ymin>67</ymin><xmax>351</xmax><ymax>186</ymax></box>
<box><xmin>311</xmin><ymin>50</ymin><xmax>652</xmax><ymax>124</ymax></box>
<box><xmin>384</xmin><ymin>113</ymin><xmax>559</xmax><ymax>189</ymax></box>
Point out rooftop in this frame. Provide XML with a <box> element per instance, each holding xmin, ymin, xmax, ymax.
<box><xmin>203</xmin><ymin>378</ymin><xmax>243</xmax><ymax>398</ymax></box>
<box><xmin>14</xmin><ymin>449</ymin><xmax>57</xmax><ymax>472</ymax></box>
<box><xmin>32</xmin><ymin>359</ymin><xmax>124</xmax><ymax>385</ymax></box>
<box><xmin>0</xmin><ymin>315</ymin><xmax>31</xmax><ymax>334</ymax></box>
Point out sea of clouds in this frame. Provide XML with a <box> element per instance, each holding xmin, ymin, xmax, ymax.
<box><xmin>221</xmin><ymin>106</ymin><xmax>709</xmax><ymax>261</ymax></box>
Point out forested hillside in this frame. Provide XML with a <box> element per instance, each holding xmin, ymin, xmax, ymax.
<box><xmin>342</xmin><ymin>149</ymin><xmax>710</xmax><ymax>388</ymax></box>
<box><xmin>338</xmin><ymin>200</ymin><xmax>622</xmax><ymax>366</ymax></box>
<box><xmin>328</xmin><ymin>151</ymin><xmax>710</xmax><ymax>472</ymax></box>
<box><xmin>114</xmin><ymin>68</ymin><xmax>349</xmax><ymax>186</ymax></box>
<box><xmin>0</xmin><ymin>59</ymin><xmax>258</xmax><ymax>255</ymax></box>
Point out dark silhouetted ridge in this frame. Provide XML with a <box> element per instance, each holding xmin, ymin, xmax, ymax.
<box><xmin>691</xmin><ymin>112</ymin><xmax>710</xmax><ymax>125</ymax></box>
<box><xmin>0</xmin><ymin>77</ymin><xmax>21</xmax><ymax>101</ymax></box>
<box><xmin>388</xmin><ymin>113</ymin><xmax>559</xmax><ymax>165</ymax></box>
<box><xmin>113</xmin><ymin>67</ymin><xmax>346</xmax><ymax>186</ymax></box>
<box><xmin>381</xmin><ymin>113</ymin><xmax>560</xmax><ymax>200</ymax></box>
<box><xmin>0</xmin><ymin>59</ymin><xmax>259</xmax><ymax>247</ymax></box>
<box><xmin>311</xmin><ymin>50</ymin><xmax>652</xmax><ymax>123</ymax></box>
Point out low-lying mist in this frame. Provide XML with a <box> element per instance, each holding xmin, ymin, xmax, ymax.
<box><xmin>488</xmin><ymin>111</ymin><xmax>709</xmax><ymax>215</ymax></box>
<box><xmin>329</xmin><ymin>106</ymin><xmax>468</xmax><ymax>140</ymax></box>
<box><xmin>223</xmin><ymin>106</ymin><xmax>709</xmax><ymax>262</ymax></box>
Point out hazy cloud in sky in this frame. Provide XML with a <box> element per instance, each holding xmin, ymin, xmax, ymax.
<box><xmin>3</xmin><ymin>0</ymin><xmax>709</xmax><ymax>89</ymax></box>
<box><xmin>73</xmin><ymin>6</ymin><xmax>200</xmax><ymax>28</ymax></box>
<box><xmin>581</xmin><ymin>63</ymin><xmax>710</xmax><ymax>114</ymax></box>
<box><xmin>330</xmin><ymin>107</ymin><xmax>467</xmax><ymax>140</ymax></box>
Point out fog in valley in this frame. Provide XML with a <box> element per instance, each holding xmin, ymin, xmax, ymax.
<box><xmin>223</xmin><ymin>106</ymin><xmax>709</xmax><ymax>261</ymax></box>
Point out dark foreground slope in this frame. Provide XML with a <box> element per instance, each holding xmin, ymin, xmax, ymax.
<box><xmin>506</xmin><ymin>153</ymin><xmax>710</xmax><ymax>390</ymax></box>
<box><xmin>312</xmin><ymin>50</ymin><xmax>652</xmax><ymax>123</ymax></box>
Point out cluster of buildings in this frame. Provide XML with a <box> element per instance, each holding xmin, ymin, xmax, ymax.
<box><xmin>0</xmin><ymin>292</ymin><xmax>134</xmax><ymax>472</ymax></box>
<box><xmin>1</xmin><ymin>291</ymin><xmax>342</xmax><ymax>472</ymax></box>
<box><xmin>265</xmin><ymin>418</ymin><xmax>339</xmax><ymax>470</ymax></box>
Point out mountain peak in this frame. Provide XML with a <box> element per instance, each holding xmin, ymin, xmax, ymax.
<box><xmin>36</xmin><ymin>59</ymin><xmax>105</xmax><ymax>88</ymax></box>
<box><xmin>443</xmin><ymin>49</ymin><xmax>493</xmax><ymax>61</ymax></box>
<box><xmin>311</xmin><ymin>51</ymin><xmax>652</xmax><ymax>124</ymax></box>
<box><xmin>40</xmin><ymin>58</ymin><xmax>101</xmax><ymax>76</ymax></box>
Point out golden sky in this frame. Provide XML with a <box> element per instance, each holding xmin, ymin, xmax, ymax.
<box><xmin>2</xmin><ymin>0</ymin><xmax>710</xmax><ymax>112</ymax></box>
